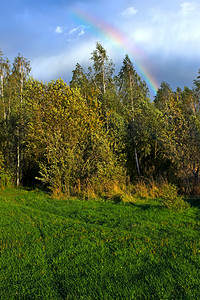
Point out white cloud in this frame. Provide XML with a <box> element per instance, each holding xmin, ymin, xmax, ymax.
<box><xmin>54</xmin><ymin>26</ymin><xmax>63</xmax><ymax>34</ymax></box>
<box><xmin>69</xmin><ymin>27</ymin><xmax>80</xmax><ymax>35</ymax></box>
<box><xmin>119</xmin><ymin>2</ymin><xmax>200</xmax><ymax>60</ymax></box>
<box><xmin>31</xmin><ymin>41</ymin><xmax>96</xmax><ymax>82</ymax></box>
<box><xmin>121</xmin><ymin>6</ymin><xmax>138</xmax><ymax>17</ymax></box>
<box><xmin>78</xmin><ymin>29</ymin><xmax>85</xmax><ymax>38</ymax></box>
<box><xmin>180</xmin><ymin>2</ymin><xmax>195</xmax><ymax>15</ymax></box>
<box><xmin>133</xmin><ymin>28</ymin><xmax>153</xmax><ymax>43</ymax></box>
<box><xmin>68</xmin><ymin>26</ymin><xmax>86</xmax><ymax>41</ymax></box>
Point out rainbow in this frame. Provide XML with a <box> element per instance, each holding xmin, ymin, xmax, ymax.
<box><xmin>71</xmin><ymin>8</ymin><xmax>159</xmax><ymax>95</ymax></box>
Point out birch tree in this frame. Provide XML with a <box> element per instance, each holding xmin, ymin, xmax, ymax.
<box><xmin>0</xmin><ymin>49</ymin><xmax>10</xmax><ymax>122</ymax></box>
<box><xmin>11</xmin><ymin>54</ymin><xmax>31</xmax><ymax>186</ymax></box>
<box><xmin>90</xmin><ymin>43</ymin><xmax>116</xmax><ymax>131</ymax></box>
<box><xmin>117</xmin><ymin>55</ymin><xmax>151</xmax><ymax>177</ymax></box>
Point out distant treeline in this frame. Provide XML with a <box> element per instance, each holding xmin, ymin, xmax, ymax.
<box><xmin>0</xmin><ymin>43</ymin><xmax>200</xmax><ymax>196</ymax></box>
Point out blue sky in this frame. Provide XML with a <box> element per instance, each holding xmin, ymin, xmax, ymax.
<box><xmin>1</xmin><ymin>0</ymin><xmax>200</xmax><ymax>95</ymax></box>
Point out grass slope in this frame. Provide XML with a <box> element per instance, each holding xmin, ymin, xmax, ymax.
<box><xmin>0</xmin><ymin>188</ymin><xmax>200</xmax><ymax>299</ymax></box>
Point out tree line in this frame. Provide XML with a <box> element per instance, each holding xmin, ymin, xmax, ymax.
<box><xmin>0</xmin><ymin>43</ymin><xmax>200</xmax><ymax>196</ymax></box>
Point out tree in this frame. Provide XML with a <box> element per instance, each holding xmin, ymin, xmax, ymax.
<box><xmin>0</xmin><ymin>54</ymin><xmax>31</xmax><ymax>187</ymax></box>
<box><xmin>70</xmin><ymin>63</ymin><xmax>90</xmax><ymax>100</ymax></box>
<box><xmin>154</xmin><ymin>82</ymin><xmax>200</xmax><ymax>192</ymax></box>
<box><xmin>12</xmin><ymin>54</ymin><xmax>31</xmax><ymax>186</ymax></box>
<box><xmin>25</xmin><ymin>79</ymin><xmax>125</xmax><ymax>196</ymax></box>
<box><xmin>90</xmin><ymin>43</ymin><xmax>117</xmax><ymax>131</ymax></box>
<box><xmin>154</xmin><ymin>82</ymin><xmax>172</xmax><ymax>111</ymax></box>
<box><xmin>193</xmin><ymin>69</ymin><xmax>200</xmax><ymax>104</ymax></box>
<box><xmin>12</xmin><ymin>54</ymin><xmax>31</xmax><ymax>104</ymax></box>
<box><xmin>0</xmin><ymin>49</ymin><xmax>10</xmax><ymax>122</ymax></box>
<box><xmin>90</xmin><ymin>42</ymin><xmax>115</xmax><ymax>95</ymax></box>
<box><xmin>117</xmin><ymin>54</ymin><xmax>151</xmax><ymax>177</ymax></box>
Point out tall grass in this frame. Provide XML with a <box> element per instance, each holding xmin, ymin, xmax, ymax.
<box><xmin>132</xmin><ymin>177</ymin><xmax>190</xmax><ymax>210</ymax></box>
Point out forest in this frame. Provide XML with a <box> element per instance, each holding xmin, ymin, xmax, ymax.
<box><xmin>0</xmin><ymin>43</ymin><xmax>200</xmax><ymax>198</ymax></box>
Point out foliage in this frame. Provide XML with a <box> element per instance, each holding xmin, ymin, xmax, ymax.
<box><xmin>117</xmin><ymin>55</ymin><xmax>154</xmax><ymax>178</ymax></box>
<box><xmin>132</xmin><ymin>178</ymin><xmax>190</xmax><ymax>211</ymax></box>
<box><xmin>0</xmin><ymin>151</ymin><xmax>12</xmax><ymax>188</ymax></box>
<box><xmin>0</xmin><ymin>46</ymin><xmax>200</xmax><ymax>196</ymax></box>
<box><xmin>0</xmin><ymin>50</ymin><xmax>31</xmax><ymax>187</ymax></box>
<box><xmin>160</xmin><ymin>183</ymin><xmax>190</xmax><ymax>211</ymax></box>
<box><xmin>154</xmin><ymin>81</ymin><xmax>200</xmax><ymax>193</ymax></box>
<box><xmin>133</xmin><ymin>178</ymin><xmax>160</xmax><ymax>199</ymax></box>
<box><xmin>25</xmin><ymin>79</ymin><xmax>125</xmax><ymax>196</ymax></box>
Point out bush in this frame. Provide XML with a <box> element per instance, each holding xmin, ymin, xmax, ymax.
<box><xmin>133</xmin><ymin>178</ymin><xmax>160</xmax><ymax>199</ymax></box>
<box><xmin>159</xmin><ymin>183</ymin><xmax>178</xmax><ymax>200</ymax></box>
<box><xmin>132</xmin><ymin>178</ymin><xmax>190</xmax><ymax>211</ymax></box>
<box><xmin>192</xmin><ymin>182</ymin><xmax>200</xmax><ymax>196</ymax></box>
<box><xmin>109</xmin><ymin>192</ymin><xmax>135</xmax><ymax>204</ymax></box>
<box><xmin>0</xmin><ymin>152</ymin><xmax>13</xmax><ymax>188</ymax></box>
<box><xmin>160</xmin><ymin>183</ymin><xmax>190</xmax><ymax>211</ymax></box>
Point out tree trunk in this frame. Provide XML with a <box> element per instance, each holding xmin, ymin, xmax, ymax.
<box><xmin>135</xmin><ymin>147</ymin><xmax>141</xmax><ymax>176</ymax></box>
<box><xmin>0</xmin><ymin>75</ymin><xmax>6</xmax><ymax>121</ymax></box>
<box><xmin>16</xmin><ymin>138</ymin><xmax>20</xmax><ymax>187</ymax></box>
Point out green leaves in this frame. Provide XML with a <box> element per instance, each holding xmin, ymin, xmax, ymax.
<box><xmin>0</xmin><ymin>151</ymin><xmax>12</xmax><ymax>188</ymax></box>
<box><xmin>1</xmin><ymin>45</ymin><xmax>200</xmax><ymax>196</ymax></box>
<box><xmin>25</xmin><ymin>79</ymin><xmax>125</xmax><ymax>196</ymax></box>
<box><xmin>154</xmin><ymin>81</ymin><xmax>200</xmax><ymax>192</ymax></box>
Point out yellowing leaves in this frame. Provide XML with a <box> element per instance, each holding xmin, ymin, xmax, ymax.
<box><xmin>24</xmin><ymin>79</ymin><xmax>125</xmax><ymax>196</ymax></box>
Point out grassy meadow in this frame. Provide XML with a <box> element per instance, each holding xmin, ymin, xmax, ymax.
<box><xmin>0</xmin><ymin>188</ymin><xmax>200</xmax><ymax>299</ymax></box>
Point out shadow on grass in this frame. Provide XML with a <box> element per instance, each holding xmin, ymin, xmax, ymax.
<box><xmin>126</xmin><ymin>203</ymin><xmax>164</xmax><ymax>210</ymax></box>
<box><xmin>185</xmin><ymin>198</ymin><xmax>200</xmax><ymax>209</ymax></box>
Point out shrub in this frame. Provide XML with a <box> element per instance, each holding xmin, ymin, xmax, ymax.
<box><xmin>132</xmin><ymin>178</ymin><xmax>190</xmax><ymax>211</ymax></box>
<box><xmin>159</xmin><ymin>183</ymin><xmax>178</xmax><ymax>200</ymax></box>
<box><xmin>192</xmin><ymin>182</ymin><xmax>200</xmax><ymax>196</ymax></box>
<box><xmin>109</xmin><ymin>192</ymin><xmax>136</xmax><ymax>204</ymax></box>
<box><xmin>0</xmin><ymin>152</ymin><xmax>13</xmax><ymax>188</ymax></box>
<box><xmin>133</xmin><ymin>177</ymin><xmax>160</xmax><ymax>199</ymax></box>
<box><xmin>160</xmin><ymin>183</ymin><xmax>190</xmax><ymax>211</ymax></box>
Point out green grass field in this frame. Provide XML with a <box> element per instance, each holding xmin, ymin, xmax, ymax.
<box><xmin>0</xmin><ymin>188</ymin><xmax>200</xmax><ymax>299</ymax></box>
